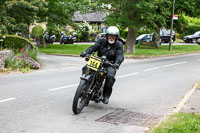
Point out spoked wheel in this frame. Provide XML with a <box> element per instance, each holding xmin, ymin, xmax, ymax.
<box><xmin>72</xmin><ymin>80</ymin><xmax>88</xmax><ymax>114</ymax></box>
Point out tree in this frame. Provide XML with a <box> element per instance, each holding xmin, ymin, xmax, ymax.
<box><xmin>0</xmin><ymin>0</ymin><xmax>47</xmax><ymax>36</ymax></box>
<box><xmin>44</xmin><ymin>0</ymin><xmax>89</xmax><ymax>35</ymax></box>
<box><xmin>95</xmin><ymin>0</ymin><xmax>172</xmax><ymax>53</ymax></box>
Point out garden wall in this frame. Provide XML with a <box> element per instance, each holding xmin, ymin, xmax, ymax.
<box><xmin>0</xmin><ymin>50</ymin><xmax>11</xmax><ymax>71</ymax></box>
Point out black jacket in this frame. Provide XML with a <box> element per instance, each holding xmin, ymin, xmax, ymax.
<box><xmin>85</xmin><ymin>37</ymin><xmax>124</xmax><ymax>66</ymax></box>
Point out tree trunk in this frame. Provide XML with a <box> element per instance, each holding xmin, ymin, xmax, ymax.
<box><xmin>153</xmin><ymin>28</ymin><xmax>161</xmax><ymax>48</ymax></box>
<box><xmin>125</xmin><ymin>27</ymin><xmax>137</xmax><ymax>53</ymax></box>
<box><xmin>36</xmin><ymin>37</ymin><xmax>40</xmax><ymax>47</ymax></box>
<box><xmin>43</xmin><ymin>39</ymin><xmax>47</xmax><ymax>48</ymax></box>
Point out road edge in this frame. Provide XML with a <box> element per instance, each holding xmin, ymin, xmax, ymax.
<box><xmin>147</xmin><ymin>82</ymin><xmax>198</xmax><ymax>133</ymax></box>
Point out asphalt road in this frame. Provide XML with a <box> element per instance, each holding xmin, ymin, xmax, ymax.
<box><xmin>0</xmin><ymin>53</ymin><xmax>200</xmax><ymax>133</ymax></box>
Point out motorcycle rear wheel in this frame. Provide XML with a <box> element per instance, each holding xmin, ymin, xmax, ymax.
<box><xmin>72</xmin><ymin>79</ymin><xmax>88</xmax><ymax>114</ymax></box>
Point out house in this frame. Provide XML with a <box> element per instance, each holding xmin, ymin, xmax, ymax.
<box><xmin>71</xmin><ymin>11</ymin><xmax>107</xmax><ymax>32</ymax></box>
<box><xmin>29</xmin><ymin>11</ymin><xmax>107</xmax><ymax>33</ymax></box>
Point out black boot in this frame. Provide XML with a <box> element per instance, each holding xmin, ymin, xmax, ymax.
<box><xmin>103</xmin><ymin>96</ymin><xmax>109</xmax><ymax>104</ymax></box>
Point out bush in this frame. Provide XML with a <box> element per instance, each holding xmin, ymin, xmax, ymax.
<box><xmin>5</xmin><ymin>48</ymin><xmax>40</xmax><ymax>72</ymax></box>
<box><xmin>180</xmin><ymin>25</ymin><xmax>200</xmax><ymax>38</ymax></box>
<box><xmin>0</xmin><ymin>35</ymin><xmax>37</xmax><ymax>51</ymax></box>
<box><xmin>31</xmin><ymin>25</ymin><xmax>44</xmax><ymax>46</ymax></box>
<box><xmin>31</xmin><ymin>25</ymin><xmax>44</xmax><ymax>38</ymax></box>
<box><xmin>121</xmin><ymin>30</ymin><xmax>128</xmax><ymax>39</ymax></box>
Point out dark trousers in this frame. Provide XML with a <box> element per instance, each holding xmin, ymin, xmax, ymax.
<box><xmin>103</xmin><ymin>66</ymin><xmax>116</xmax><ymax>97</ymax></box>
<box><xmin>82</xmin><ymin>66</ymin><xmax>116</xmax><ymax>98</ymax></box>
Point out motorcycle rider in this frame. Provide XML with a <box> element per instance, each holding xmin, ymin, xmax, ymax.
<box><xmin>80</xmin><ymin>26</ymin><xmax>124</xmax><ymax>104</ymax></box>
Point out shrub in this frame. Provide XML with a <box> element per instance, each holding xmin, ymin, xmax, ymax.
<box><xmin>121</xmin><ymin>30</ymin><xmax>128</xmax><ymax>39</ymax></box>
<box><xmin>5</xmin><ymin>48</ymin><xmax>40</xmax><ymax>72</ymax></box>
<box><xmin>0</xmin><ymin>35</ymin><xmax>37</xmax><ymax>51</ymax></box>
<box><xmin>31</xmin><ymin>25</ymin><xmax>44</xmax><ymax>38</ymax></box>
<box><xmin>31</xmin><ymin>25</ymin><xmax>44</xmax><ymax>46</ymax></box>
<box><xmin>180</xmin><ymin>25</ymin><xmax>200</xmax><ymax>38</ymax></box>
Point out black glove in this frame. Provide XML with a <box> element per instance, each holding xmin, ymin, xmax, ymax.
<box><xmin>80</xmin><ymin>51</ymin><xmax>87</xmax><ymax>57</ymax></box>
<box><xmin>113</xmin><ymin>63</ymin><xmax>119</xmax><ymax>69</ymax></box>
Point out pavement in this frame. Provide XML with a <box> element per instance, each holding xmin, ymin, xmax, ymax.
<box><xmin>181</xmin><ymin>83</ymin><xmax>200</xmax><ymax>114</ymax></box>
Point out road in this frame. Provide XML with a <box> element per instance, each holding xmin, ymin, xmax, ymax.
<box><xmin>0</xmin><ymin>53</ymin><xmax>200</xmax><ymax>133</ymax></box>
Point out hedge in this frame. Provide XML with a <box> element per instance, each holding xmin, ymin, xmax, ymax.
<box><xmin>0</xmin><ymin>35</ymin><xmax>37</xmax><ymax>51</ymax></box>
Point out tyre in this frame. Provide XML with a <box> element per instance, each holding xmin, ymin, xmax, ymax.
<box><xmin>72</xmin><ymin>79</ymin><xmax>87</xmax><ymax>114</ymax></box>
<box><xmin>192</xmin><ymin>39</ymin><xmax>196</xmax><ymax>43</ymax></box>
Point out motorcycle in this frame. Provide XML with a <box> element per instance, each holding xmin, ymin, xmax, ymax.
<box><xmin>72</xmin><ymin>53</ymin><xmax>114</xmax><ymax>114</ymax></box>
<box><xmin>60</xmin><ymin>32</ymin><xmax>77</xmax><ymax>44</ymax></box>
<box><xmin>43</xmin><ymin>31</ymin><xmax>56</xmax><ymax>44</ymax></box>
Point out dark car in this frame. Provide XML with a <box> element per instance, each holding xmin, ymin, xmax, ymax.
<box><xmin>160</xmin><ymin>29</ymin><xmax>176</xmax><ymax>43</ymax></box>
<box><xmin>136</xmin><ymin>34</ymin><xmax>153</xmax><ymax>44</ymax></box>
<box><xmin>183</xmin><ymin>31</ymin><xmax>200</xmax><ymax>43</ymax></box>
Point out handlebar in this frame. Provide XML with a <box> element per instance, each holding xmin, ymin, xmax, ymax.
<box><xmin>83</xmin><ymin>54</ymin><xmax>117</xmax><ymax>70</ymax></box>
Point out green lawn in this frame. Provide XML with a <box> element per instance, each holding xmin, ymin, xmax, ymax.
<box><xmin>151</xmin><ymin>112</ymin><xmax>200</xmax><ymax>133</ymax></box>
<box><xmin>38</xmin><ymin>44</ymin><xmax>200</xmax><ymax>57</ymax></box>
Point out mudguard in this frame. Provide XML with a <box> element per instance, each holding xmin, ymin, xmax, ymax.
<box><xmin>80</xmin><ymin>74</ymin><xmax>91</xmax><ymax>81</ymax></box>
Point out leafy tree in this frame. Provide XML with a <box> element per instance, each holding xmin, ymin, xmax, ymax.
<box><xmin>0</xmin><ymin>0</ymin><xmax>47</xmax><ymax>36</ymax></box>
<box><xmin>44</xmin><ymin>0</ymin><xmax>89</xmax><ymax>35</ymax></box>
<box><xmin>95</xmin><ymin>0</ymin><xmax>173</xmax><ymax>53</ymax></box>
<box><xmin>175</xmin><ymin>0</ymin><xmax>200</xmax><ymax>17</ymax></box>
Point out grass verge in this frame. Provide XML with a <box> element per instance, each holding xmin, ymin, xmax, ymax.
<box><xmin>151</xmin><ymin>112</ymin><xmax>200</xmax><ymax>133</ymax></box>
<box><xmin>38</xmin><ymin>44</ymin><xmax>200</xmax><ymax>57</ymax></box>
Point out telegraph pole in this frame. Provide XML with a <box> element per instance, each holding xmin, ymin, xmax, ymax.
<box><xmin>169</xmin><ymin>0</ymin><xmax>175</xmax><ymax>51</ymax></box>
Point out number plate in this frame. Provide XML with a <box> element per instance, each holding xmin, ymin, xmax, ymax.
<box><xmin>87</xmin><ymin>55</ymin><xmax>102</xmax><ymax>71</ymax></box>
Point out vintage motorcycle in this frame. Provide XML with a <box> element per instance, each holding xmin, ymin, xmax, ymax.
<box><xmin>43</xmin><ymin>31</ymin><xmax>56</xmax><ymax>44</ymax></box>
<box><xmin>72</xmin><ymin>54</ymin><xmax>114</xmax><ymax>114</ymax></box>
<box><xmin>60</xmin><ymin>32</ymin><xmax>77</xmax><ymax>44</ymax></box>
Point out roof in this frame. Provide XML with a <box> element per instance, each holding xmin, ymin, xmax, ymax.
<box><xmin>73</xmin><ymin>11</ymin><xmax>106</xmax><ymax>22</ymax></box>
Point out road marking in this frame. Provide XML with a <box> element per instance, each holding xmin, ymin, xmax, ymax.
<box><xmin>143</xmin><ymin>67</ymin><xmax>160</xmax><ymax>72</ymax></box>
<box><xmin>117</xmin><ymin>72</ymin><xmax>139</xmax><ymax>78</ymax></box>
<box><xmin>48</xmin><ymin>84</ymin><xmax>78</xmax><ymax>91</ymax></box>
<box><xmin>162</xmin><ymin>61</ymin><xmax>187</xmax><ymax>67</ymax></box>
<box><xmin>0</xmin><ymin>98</ymin><xmax>16</xmax><ymax>103</ymax></box>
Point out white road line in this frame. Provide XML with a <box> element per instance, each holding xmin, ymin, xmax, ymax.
<box><xmin>0</xmin><ymin>98</ymin><xmax>16</xmax><ymax>103</ymax></box>
<box><xmin>116</xmin><ymin>72</ymin><xmax>139</xmax><ymax>78</ymax></box>
<box><xmin>143</xmin><ymin>67</ymin><xmax>160</xmax><ymax>72</ymax></box>
<box><xmin>162</xmin><ymin>61</ymin><xmax>187</xmax><ymax>67</ymax></box>
<box><xmin>48</xmin><ymin>84</ymin><xmax>78</xmax><ymax>91</ymax></box>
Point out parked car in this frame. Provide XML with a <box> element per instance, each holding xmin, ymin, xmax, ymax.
<box><xmin>95</xmin><ymin>33</ymin><xmax>126</xmax><ymax>45</ymax></box>
<box><xmin>136</xmin><ymin>34</ymin><xmax>153</xmax><ymax>44</ymax></box>
<box><xmin>183</xmin><ymin>31</ymin><xmax>200</xmax><ymax>43</ymax></box>
<box><xmin>160</xmin><ymin>29</ymin><xmax>176</xmax><ymax>43</ymax></box>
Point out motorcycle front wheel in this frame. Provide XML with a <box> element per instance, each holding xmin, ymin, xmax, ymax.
<box><xmin>72</xmin><ymin>79</ymin><xmax>88</xmax><ymax>114</ymax></box>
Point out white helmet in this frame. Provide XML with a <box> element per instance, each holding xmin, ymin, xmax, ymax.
<box><xmin>106</xmin><ymin>26</ymin><xmax>120</xmax><ymax>37</ymax></box>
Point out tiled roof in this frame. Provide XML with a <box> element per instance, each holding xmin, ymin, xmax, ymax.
<box><xmin>73</xmin><ymin>11</ymin><xmax>106</xmax><ymax>22</ymax></box>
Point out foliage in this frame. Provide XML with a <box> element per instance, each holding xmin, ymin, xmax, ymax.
<box><xmin>5</xmin><ymin>48</ymin><xmax>40</xmax><ymax>72</ymax></box>
<box><xmin>152</xmin><ymin>112</ymin><xmax>200</xmax><ymax>133</ymax></box>
<box><xmin>44</xmin><ymin>0</ymin><xmax>89</xmax><ymax>38</ymax></box>
<box><xmin>175</xmin><ymin>0</ymin><xmax>200</xmax><ymax>18</ymax></box>
<box><xmin>75</xmin><ymin>22</ymin><xmax>89</xmax><ymax>42</ymax></box>
<box><xmin>121</xmin><ymin>30</ymin><xmax>128</xmax><ymax>39</ymax></box>
<box><xmin>93</xmin><ymin>0</ymin><xmax>172</xmax><ymax>53</ymax></box>
<box><xmin>0</xmin><ymin>0</ymin><xmax>47</xmax><ymax>36</ymax></box>
<box><xmin>183</xmin><ymin>25</ymin><xmax>200</xmax><ymax>36</ymax></box>
<box><xmin>31</xmin><ymin>25</ymin><xmax>44</xmax><ymax>38</ymax></box>
<box><xmin>0</xmin><ymin>35</ymin><xmax>37</xmax><ymax>51</ymax></box>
